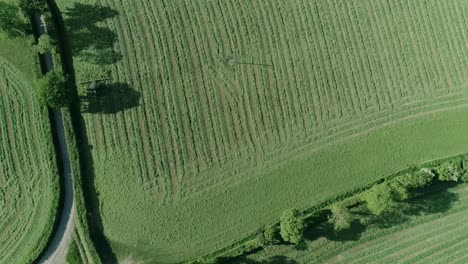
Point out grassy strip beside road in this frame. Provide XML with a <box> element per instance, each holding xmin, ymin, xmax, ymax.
<box><xmin>45</xmin><ymin>0</ymin><xmax>109</xmax><ymax>262</ymax></box>
<box><xmin>61</xmin><ymin>109</ymin><xmax>101</xmax><ymax>264</ymax></box>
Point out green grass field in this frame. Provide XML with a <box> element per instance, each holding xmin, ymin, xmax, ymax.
<box><xmin>54</xmin><ymin>0</ymin><xmax>468</xmax><ymax>262</ymax></box>
<box><xmin>0</xmin><ymin>3</ymin><xmax>59</xmax><ymax>261</ymax></box>
<box><xmin>240</xmin><ymin>182</ymin><xmax>468</xmax><ymax>264</ymax></box>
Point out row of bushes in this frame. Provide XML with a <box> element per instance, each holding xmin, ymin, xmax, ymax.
<box><xmin>189</xmin><ymin>155</ymin><xmax>468</xmax><ymax>263</ymax></box>
<box><xmin>263</xmin><ymin>155</ymin><xmax>468</xmax><ymax>247</ymax></box>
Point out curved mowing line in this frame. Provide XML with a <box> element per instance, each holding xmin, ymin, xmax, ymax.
<box><xmin>0</xmin><ymin>57</ymin><xmax>56</xmax><ymax>263</ymax></box>
<box><xmin>180</xmin><ymin>92</ymin><xmax>468</xmax><ymax>198</ymax></box>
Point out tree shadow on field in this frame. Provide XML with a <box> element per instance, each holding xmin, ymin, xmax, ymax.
<box><xmin>64</xmin><ymin>3</ymin><xmax>121</xmax><ymax>65</ymax></box>
<box><xmin>303</xmin><ymin>181</ymin><xmax>459</xmax><ymax>244</ymax></box>
<box><xmin>80</xmin><ymin>83</ymin><xmax>140</xmax><ymax>114</ymax></box>
<box><xmin>367</xmin><ymin>181</ymin><xmax>459</xmax><ymax>229</ymax></box>
<box><xmin>217</xmin><ymin>255</ymin><xmax>298</xmax><ymax>264</ymax></box>
<box><xmin>0</xmin><ymin>2</ymin><xmax>27</xmax><ymax>38</ymax></box>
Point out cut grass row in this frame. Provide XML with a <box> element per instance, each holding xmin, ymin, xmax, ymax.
<box><xmin>70</xmin><ymin>0</ymin><xmax>468</xmax><ymax>203</ymax></box>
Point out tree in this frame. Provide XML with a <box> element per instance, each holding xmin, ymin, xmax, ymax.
<box><xmin>392</xmin><ymin>169</ymin><xmax>434</xmax><ymax>191</ymax></box>
<box><xmin>37</xmin><ymin>34</ymin><xmax>54</xmax><ymax>54</ymax></box>
<box><xmin>263</xmin><ymin>224</ymin><xmax>280</xmax><ymax>245</ymax></box>
<box><xmin>280</xmin><ymin>209</ymin><xmax>304</xmax><ymax>245</ymax></box>
<box><xmin>362</xmin><ymin>183</ymin><xmax>396</xmax><ymax>215</ymax></box>
<box><xmin>328</xmin><ymin>204</ymin><xmax>352</xmax><ymax>232</ymax></box>
<box><xmin>36</xmin><ymin>71</ymin><xmax>70</xmax><ymax>108</ymax></box>
<box><xmin>18</xmin><ymin>0</ymin><xmax>47</xmax><ymax>16</ymax></box>
<box><xmin>437</xmin><ymin>161</ymin><xmax>463</xmax><ymax>182</ymax></box>
<box><xmin>0</xmin><ymin>2</ymin><xmax>27</xmax><ymax>38</ymax></box>
<box><xmin>462</xmin><ymin>158</ymin><xmax>468</xmax><ymax>182</ymax></box>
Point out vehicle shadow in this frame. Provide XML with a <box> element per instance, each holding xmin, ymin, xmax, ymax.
<box><xmin>80</xmin><ymin>82</ymin><xmax>140</xmax><ymax>114</ymax></box>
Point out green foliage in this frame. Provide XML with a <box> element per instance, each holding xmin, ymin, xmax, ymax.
<box><xmin>37</xmin><ymin>34</ymin><xmax>54</xmax><ymax>54</ymax></box>
<box><xmin>242</xmin><ymin>182</ymin><xmax>468</xmax><ymax>263</ymax></box>
<box><xmin>462</xmin><ymin>158</ymin><xmax>468</xmax><ymax>182</ymax></box>
<box><xmin>36</xmin><ymin>71</ymin><xmax>70</xmax><ymax>108</ymax></box>
<box><xmin>393</xmin><ymin>168</ymin><xmax>435</xmax><ymax>190</ymax></box>
<box><xmin>437</xmin><ymin>161</ymin><xmax>463</xmax><ymax>182</ymax></box>
<box><xmin>280</xmin><ymin>209</ymin><xmax>305</xmax><ymax>245</ymax></box>
<box><xmin>328</xmin><ymin>204</ymin><xmax>352</xmax><ymax>232</ymax></box>
<box><xmin>0</xmin><ymin>2</ymin><xmax>27</xmax><ymax>38</ymax></box>
<box><xmin>388</xmin><ymin>181</ymin><xmax>409</xmax><ymax>201</ymax></box>
<box><xmin>18</xmin><ymin>0</ymin><xmax>47</xmax><ymax>16</ymax></box>
<box><xmin>61</xmin><ymin>109</ymin><xmax>102</xmax><ymax>263</ymax></box>
<box><xmin>66</xmin><ymin>240</ymin><xmax>81</xmax><ymax>264</ymax></box>
<box><xmin>362</xmin><ymin>183</ymin><xmax>397</xmax><ymax>215</ymax></box>
<box><xmin>263</xmin><ymin>224</ymin><xmax>281</xmax><ymax>245</ymax></box>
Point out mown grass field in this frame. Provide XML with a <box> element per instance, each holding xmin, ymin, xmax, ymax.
<box><xmin>0</xmin><ymin>3</ymin><xmax>59</xmax><ymax>261</ymax></box>
<box><xmin>240</xmin><ymin>182</ymin><xmax>468</xmax><ymax>264</ymax></box>
<box><xmin>55</xmin><ymin>0</ymin><xmax>468</xmax><ymax>262</ymax></box>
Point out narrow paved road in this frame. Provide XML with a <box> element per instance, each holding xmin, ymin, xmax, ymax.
<box><xmin>32</xmin><ymin>14</ymin><xmax>75</xmax><ymax>264</ymax></box>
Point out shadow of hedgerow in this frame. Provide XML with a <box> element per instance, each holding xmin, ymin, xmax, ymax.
<box><xmin>303</xmin><ymin>181</ymin><xmax>459</xmax><ymax>243</ymax></box>
<box><xmin>64</xmin><ymin>3</ymin><xmax>121</xmax><ymax>65</ymax></box>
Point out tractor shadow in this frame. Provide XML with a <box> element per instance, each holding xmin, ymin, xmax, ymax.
<box><xmin>64</xmin><ymin>3</ymin><xmax>121</xmax><ymax>65</ymax></box>
<box><xmin>304</xmin><ymin>181</ymin><xmax>459</xmax><ymax>243</ymax></box>
<box><xmin>80</xmin><ymin>83</ymin><xmax>140</xmax><ymax>114</ymax></box>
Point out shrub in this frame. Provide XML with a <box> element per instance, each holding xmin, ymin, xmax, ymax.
<box><xmin>388</xmin><ymin>180</ymin><xmax>409</xmax><ymax>201</ymax></box>
<box><xmin>328</xmin><ymin>204</ymin><xmax>352</xmax><ymax>232</ymax></box>
<box><xmin>65</xmin><ymin>240</ymin><xmax>80</xmax><ymax>264</ymax></box>
<box><xmin>461</xmin><ymin>158</ymin><xmax>468</xmax><ymax>182</ymax></box>
<box><xmin>436</xmin><ymin>161</ymin><xmax>463</xmax><ymax>182</ymax></box>
<box><xmin>37</xmin><ymin>34</ymin><xmax>54</xmax><ymax>54</ymax></box>
<box><xmin>18</xmin><ymin>0</ymin><xmax>47</xmax><ymax>16</ymax></box>
<box><xmin>0</xmin><ymin>2</ymin><xmax>27</xmax><ymax>38</ymax></box>
<box><xmin>388</xmin><ymin>168</ymin><xmax>435</xmax><ymax>201</ymax></box>
<box><xmin>362</xmin><ymin>183</ymin><xmax>397</xmax><ymax>215</ymax></box>
<box><xmin>35</xmin><ymin>71</ymin><xmax>70</xmax><ymax>108</ymax></box>
<box><xmin>263</xmin><ymin>224</ymin><xmax>280</xmax><ymax>245</ymax></box>
<box><xmin>280</xmin><ymin>209</ymin><xmax>305</xmax><ymax>245</ymax></box>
